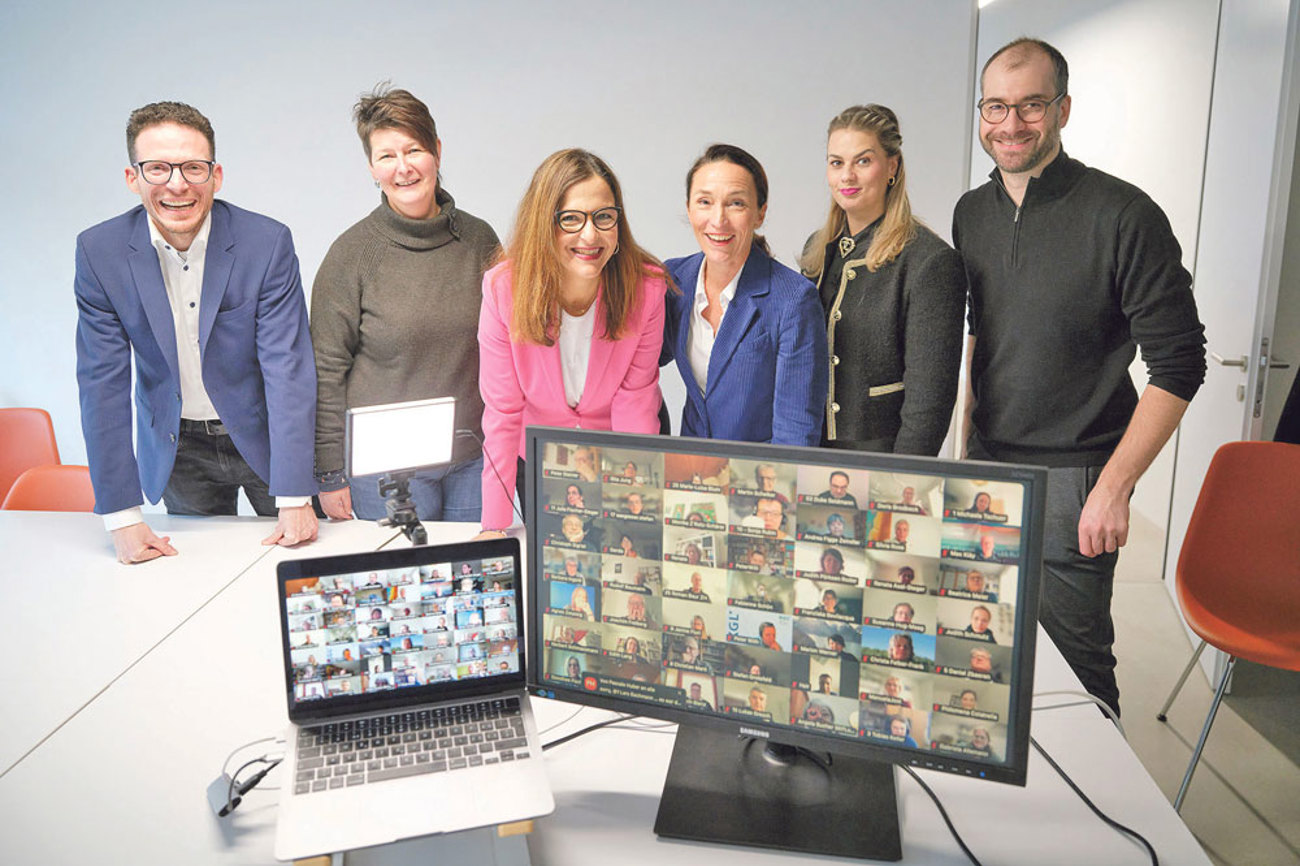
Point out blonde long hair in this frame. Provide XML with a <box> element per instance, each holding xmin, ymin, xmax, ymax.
<box><xmin>501</xmin><ymin>148</ymin><xmax>666</xmax><ymax>346</ymax></box>
<box><xmin>801</xmin><ymin>104</ymin><xmax>917</xmax><ymax>278</ymax></box>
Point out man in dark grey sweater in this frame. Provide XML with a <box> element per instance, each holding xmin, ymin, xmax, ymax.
<box><xmin>953</xmin><ymin>38</ymin><xmax>1206</xmax><ymax>716</ymax></box>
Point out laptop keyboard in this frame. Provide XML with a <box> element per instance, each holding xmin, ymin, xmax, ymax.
<box><xmin>293</xmin><ymin>696</ymin><xmax>531</xmax><ymax>795</ymax></box>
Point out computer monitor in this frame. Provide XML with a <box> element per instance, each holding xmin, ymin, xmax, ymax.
<box><xmin>524</xmin><ymin>428</ymin><xmax>1046</xmax><ymax>861</ymax></box>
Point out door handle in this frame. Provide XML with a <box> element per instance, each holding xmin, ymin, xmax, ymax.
<box><xmin>1210</xmin><ymin>352</ymin><xmax>1248</xmax><ymax>368</ymax></box>
<box><xmin>1268</xmin><ymin>358</ymin><xmax>1291</xmax><ymax>370</ymax></box>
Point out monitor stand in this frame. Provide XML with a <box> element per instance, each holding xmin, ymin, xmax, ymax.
<box><xmin>654</xmin><ymin>725</ymin><xmax>901</xmax><ymax>861</ymax></box>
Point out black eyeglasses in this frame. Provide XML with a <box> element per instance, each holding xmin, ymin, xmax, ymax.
<box><xmin>133</xmin><ymin>160</ymin><xmax>216</xmax><ymax>185</ymax></box>
<box><xmin>555</xmin><ymin>206</ymin><xmax>621</xmax><ymax>233</ymax></box>
<box><xmin>977</xmin><ymin>92</ymin><xmax>1066</xmax><ymax>124</ymax></box>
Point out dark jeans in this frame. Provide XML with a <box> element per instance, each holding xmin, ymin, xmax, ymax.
<box><xmin>971</xmin><ymin>443</ymin><xmax>1121</xmax><ymax>716</ymax></box>
<box><xmin>349</xmin><ymin>456</ymin><xmax>483</xmax><ymax>523</ymax></box>
<box><xmin>163</xmin><ymin>421</ymin><xmax>276</xmax><ymax>517</ymax></box>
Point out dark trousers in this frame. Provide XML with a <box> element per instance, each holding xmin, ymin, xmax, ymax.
<box><xmin>1038</xmin><ymin>463</ymin><xmax>1121</xmax><ymax>715</ymax></box>
<box><xmin>970</xmin><ymin>442</ymin><xmax>1121</xmax><ymax>716</ymax></box>
<box><xmin>163</xmin><ymin>421</ymin><xmax>276</xmax><ymax>517</ymax></box>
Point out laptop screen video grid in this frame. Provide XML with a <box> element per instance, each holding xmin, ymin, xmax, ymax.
<box><xmin>284</xmin><ymin>554</ymin><xmax>520</xmax><ymax>707</ymax></box>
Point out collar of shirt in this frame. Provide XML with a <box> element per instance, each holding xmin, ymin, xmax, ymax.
<box><xmin>693</xmin><ymin>260</ymin><xmax>742</xmax><ymax>319</ymax></box>
<box><xmin>687</xmin><ymin>259</ymin><xmax>744</xmax><ymax>393</ymax></box>
<box><xmin>147</xmin><ymin>210</ymin><xmax>212</xmax><ymax>264</ymax></box>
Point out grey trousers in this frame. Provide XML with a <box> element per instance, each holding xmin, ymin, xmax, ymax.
<box><xmin>1039</xmin><ymin>463</ymin><xmax>1121</xmax><ymax>716</ymax></box>
<box><xmin>970</xmin><ymin>438</ymin><xmax>1122</xmax><ymax>716</ymax></box>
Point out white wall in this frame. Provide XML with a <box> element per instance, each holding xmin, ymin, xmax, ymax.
<box><xmin>972</xmin><ymin>0</ymin><xmax>1221</xmax><ymax>580</ymax></box>
<box><xmin>1262</xmin><ymin>107</ymin><xmax>1300</xmax><ymax>439</ymax></box>
<box><xmin>0</xmin><ymin>0</ymin><xmax>977</xmax><ymax>472</ymax></box>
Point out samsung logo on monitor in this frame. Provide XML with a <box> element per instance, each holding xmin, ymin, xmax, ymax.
<box><xmin>739</xmin><ymin>726</ymin><xmax>769</xmax><ymax>739</ymax></box>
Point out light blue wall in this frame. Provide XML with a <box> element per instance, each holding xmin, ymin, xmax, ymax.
<box><xmin>0</xmin><ymin>0</ymin><xmax>976</xmax><ymax>475</ymax></box>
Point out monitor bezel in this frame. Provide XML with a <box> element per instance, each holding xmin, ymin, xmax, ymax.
<box><xmin>524</xmin><ymin>427</ymin><xmax>1046</xmax><ymax>786</ymax></box>
<box><xmin>277</xmin><ymin>537</ymin><xmax>525</xmax><ymax>723</ymax></box>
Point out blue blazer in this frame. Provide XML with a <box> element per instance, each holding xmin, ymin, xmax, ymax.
<box><xmin>74</xmin><ymin>201</ymin><xmax>317</xmax><ymax>513</ymax></box>
<box><xmin>663</xmin><ymin>247</ymin><xmax>827</xmax><ymax>445</ymax></box>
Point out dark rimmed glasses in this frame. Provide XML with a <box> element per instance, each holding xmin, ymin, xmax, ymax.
<box><xmin>133</xmin><ymin>160</ymin><xmax>216</xmax><ymax>185</ymax></box>
<box><xmin>977</xmin><ymin>92</ymin><xmax>1066</xmax><ymax>124</ymax></box>
<box><xmin>555</xmin><ymin>206</ymin><xmax>621</xmax><ymax>233</ymax></box>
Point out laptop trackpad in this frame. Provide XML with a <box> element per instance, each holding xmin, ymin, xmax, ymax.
<box><xmin>395</xmin><ymin>780</ymin><xmax>480</xmax><ymax>838</ymax></box>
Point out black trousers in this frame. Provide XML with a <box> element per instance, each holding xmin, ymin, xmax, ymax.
<box><xmin>163</xmin><ymin>422</ymin><xmax>276</xmax><ymax>517</ymax></box>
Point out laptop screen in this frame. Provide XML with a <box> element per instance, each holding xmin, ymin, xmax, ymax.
<box><xmin>277</xmin><ymin>538</ymin><xmax>523</xmax><ymax>718</ymax></box>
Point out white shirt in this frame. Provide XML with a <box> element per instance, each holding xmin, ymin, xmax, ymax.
<box><xmin>559</xmin><ymin>304</ymin><xmax>597</xmax><ymax>409</ymax></box>
<box><xmin>104</xmin><ymin>214</ymin><xmax>307</xmax><ymax>531</ymax></box>
<box><xmin>148</xmin><ymin>213</ymin><xmax>218</xmax><ymax>421</ymax></box>
<box><xmin>687</xmin><ymin>262</ymin><xmax>743</xmax><ymax>393</ymax></box>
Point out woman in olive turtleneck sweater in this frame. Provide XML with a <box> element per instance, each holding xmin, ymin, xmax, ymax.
<box><xmin>310</xmin><ymin>85</ymin><xmax>499</xmax><ymax>522</ymax></box>
<box><xmin>801</xmin><ymin>104</ymin><xmax>966</xmax><ymax>456</ymax></box>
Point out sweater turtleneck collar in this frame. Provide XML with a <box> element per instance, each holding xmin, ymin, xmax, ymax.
<box><xmin>989</xmin><ymin>149</ymin><xmax>1085</xmax><ymax>206</ymax></box>
<box><xmin>371</xmin><ymin>186</ymin><xmax>461</xmax><ymax>251</ymax></box>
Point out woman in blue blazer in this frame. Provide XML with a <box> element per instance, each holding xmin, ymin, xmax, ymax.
<box><xmin>662</xmin><ymin>144</ymin><xmax>827</xmax><ymax>445</ymax></box>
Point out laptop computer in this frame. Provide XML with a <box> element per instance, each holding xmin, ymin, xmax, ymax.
<box><xmin>274</xmin><ymin>537</ymin><xmax>554</xmax><ymax>861</ymax></box>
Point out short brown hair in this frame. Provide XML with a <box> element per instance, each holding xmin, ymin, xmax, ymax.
<box><xmin>353</xmin><ymin>83</ymin><xmax>438</xmax><ymax>159</ymax></box>
<box><xmin>126</xmin><ymin>101</ymin><xmax>215</xmax><ymax>164</ymax></box>
<box><xmin>501</xmin><ymin>148</ymin><xmax>667</xmax><ymax>346</ymax></box>
<box><xmin>981</xmin><ymin>37</ymin><xmax>1069</xmax><ymax>97</ymax></box>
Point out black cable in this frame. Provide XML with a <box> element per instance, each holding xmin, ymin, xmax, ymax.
<box><xmin>1031</xmin><ymin>737</ymin><xmax>1158</xmax><ymax>866</ymax></box>
<box><xmin>456</xmin><ymin>428</ymin><xmax>525</xmax><ymax>525</ymax></box>
<box><xmin>900</xmin><ymin>765</ymin><xmax>983</xmax><ymax>866</ymax></box>
<box><xmin>224</xmin><ymin>756</ymin><xmax>283</xmax><ymax>815</ymax></box>
<box><xmin>542</xmin><ymin>714</ymin><xmax>635</xmax><ymax>751</ymax></box>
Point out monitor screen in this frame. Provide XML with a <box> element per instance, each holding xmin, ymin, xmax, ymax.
<box><xmin>277</xmin><ymin>539</ymin><xmax>522</xmax><ymax>719</ymax></box>
<box><xmin>525</xmin><ymin>429</ymin><xmax>1046</xmax><ymax>785</ymax></box>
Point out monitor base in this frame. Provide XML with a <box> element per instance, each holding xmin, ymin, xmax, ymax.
<box><xmin>654</xmin><ymin>725</ymin><xmax>902</xmax><ymax>861</ymax></box>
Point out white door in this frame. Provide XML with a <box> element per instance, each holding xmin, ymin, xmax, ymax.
<box><xmin>1162</xmin><ymin>0</ymin><xmax>1300</xmax><ymax>678</ymax></box>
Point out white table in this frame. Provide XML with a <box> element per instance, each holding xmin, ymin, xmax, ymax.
<box><xmin>0</xmin><ymin>513</ymin><xmax>285</xmax><ymax>774</ymax></box>
<box><xmin>0</xmin><ymin>514</ymin><xmax>1210</xmax><ymax>865</ymax></box>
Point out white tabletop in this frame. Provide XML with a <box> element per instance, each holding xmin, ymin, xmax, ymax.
<box><xmin>0</xmin><ymin>513</ymin><xmax>284</xmax><ymax>774</ymax></box>
<box><xmin>0</xmin><ymin>514</ymin><xmax>1209</xmax><ymax>865</ymax></box>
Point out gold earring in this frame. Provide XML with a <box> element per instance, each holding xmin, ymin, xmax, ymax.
<box><xmin>887</xmin><ymin>175</ymin><xmax>896</xmax><ymax>187</ymax></box>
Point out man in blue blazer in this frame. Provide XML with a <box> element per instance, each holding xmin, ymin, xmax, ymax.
<box><xmin>75</xmin><ymin>101</ymin><xmax>318</xmax><ymax>564</ymax></box>
<box><xmin>663</xmin><ymin>244</ymin><xmax>827</xmax><ymax>446</ymax></box>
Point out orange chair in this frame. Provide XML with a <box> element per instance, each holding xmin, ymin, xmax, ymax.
<box><xmin>0</xmin><ymin>407</ymin><xmax>61</xmax><ymax>502</ymax></box>
<box><xmin>1155</xmin><ymin>440</ymin><xmax>1300</xmax><ymax>811</ymax></box>
<box><xmin>1</xmin><ymin>465</ymin><xmax>96</xmax><ymax>512</ymax></box>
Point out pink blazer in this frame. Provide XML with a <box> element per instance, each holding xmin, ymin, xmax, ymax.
<box><xmin>478</xmin><ymin>261</ymin><xmax>666</xmax><ymax>529</ymax></box>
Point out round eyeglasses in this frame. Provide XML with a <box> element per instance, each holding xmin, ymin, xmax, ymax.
<box><xmin>134</xmin><ymin>160</ymin><xmax>216</xmax><ymax>185</ymax></box>
<box><xmin>977</xmin><ymin>92</ymin><xmax>1066</xmax><ymax>124</ymax></box>
<box><xmin>555</xmin><ymin>206</ymin><xmax>621</xmax><ymax>233</ymax></box>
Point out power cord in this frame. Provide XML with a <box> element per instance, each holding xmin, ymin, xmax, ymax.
<box><xmin>1033</xmin><ymin>689</ymin><xmax>1126</xmax><ymax>738</ymax></box>
<box><xmin>209</xmin><ymin>735</ymin><xmax>285</xmax><ymax>818</ymax></box>
<box><xmin>1031</xmin><ymin>736</ymin><xmax>1158</xmax><ymax>865</ymax></box>
<box><xmin>457</xmin><ymin>429</ymin><xmax>525</xmax><ymax>526</ymax></box>
<box><xmin>224</xmin><ymin>756</ymin><xmax>283</xmax><ymax>815</ymax></box>
<box><xmin>542</xmin><ymin>713</ymin><xmax>636</xmax><ymax>751</ymax></box>
<box><xmin>900</xmin><ymin>765</ymin><xmax>983</xmax><ymax>866</ymax></box>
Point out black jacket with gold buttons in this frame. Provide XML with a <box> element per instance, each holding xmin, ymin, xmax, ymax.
<box><xmin>803</xmin><ymin>220</ymin><xmax>966</xmax><ymax>455</ymax></box>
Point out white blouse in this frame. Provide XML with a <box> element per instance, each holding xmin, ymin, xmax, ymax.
<box><xmin>687</xmin><ymin>261</ymin><xmax>743</xmax><ymax>392</ymax></box>
<box><xmin>559</xmin><ymin>304</ymin><xmax>597</xmax><ymax>408</ymax></box>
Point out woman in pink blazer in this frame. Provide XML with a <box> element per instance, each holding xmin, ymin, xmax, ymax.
<box><xmin>478</xmin><ymin>149</ymin><xmax>668</xmax><ymax>531</ymax></box>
